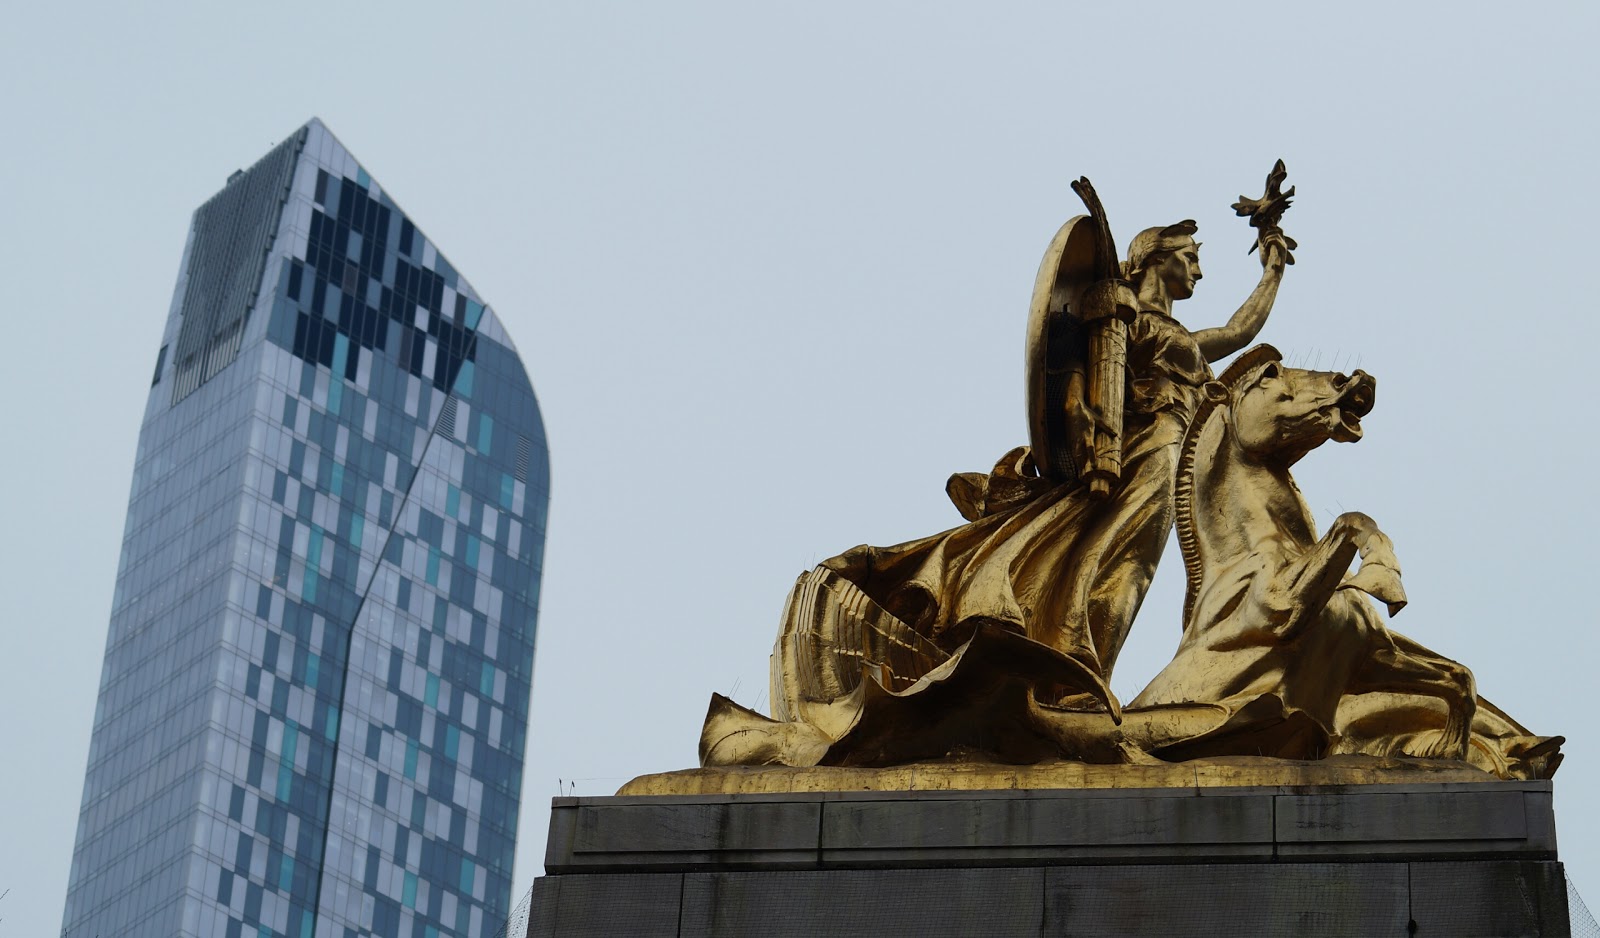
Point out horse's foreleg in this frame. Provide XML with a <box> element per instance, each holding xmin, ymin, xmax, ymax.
<box><xmin>1338</xmin><ymin>522</ymin><xmax>1407</xmax><ymax>616</ymax></box>
<box><xmin>1273</xmin><ymin>515</ymin><xmax>1363</xmax><ymax>639</ymax></box>
<box><xmin>1354</xmin><ymin>638</ymin><xmax>1477</xmax><ymax>760</ymax></box>
<box><xmin>1275</xmin><ymin>512</ymin><xmax>1400</xmax><ymax>639</ymax></box>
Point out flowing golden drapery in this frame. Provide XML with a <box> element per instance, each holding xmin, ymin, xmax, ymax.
<box><xmin>823</xmin><ymin>313</ymin><xmax>1210</xmax><ymax>691</ymax></box>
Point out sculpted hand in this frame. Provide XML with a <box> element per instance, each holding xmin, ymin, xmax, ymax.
<box><xmin>1259</xmin><ymin>226</ymin><xmax>1296</xmax><ymax>272</ymax></box>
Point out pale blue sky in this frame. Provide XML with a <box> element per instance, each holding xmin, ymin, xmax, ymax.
<box><xmin>3</xmin><ymin>2</ymin><xmax>1597</xmax><ymax>934</ymax></box>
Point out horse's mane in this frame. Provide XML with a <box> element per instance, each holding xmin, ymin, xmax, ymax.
<box><xmin>1173</xmin><ymin>344</ymin><xmax>1283</xmax><ymax>629</ymax></box>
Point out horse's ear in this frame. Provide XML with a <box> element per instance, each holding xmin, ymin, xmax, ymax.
<box><xmin>1202</xmin><ymin>381</ymin><xmax>1229</xmax><ymax>403</ymax></box>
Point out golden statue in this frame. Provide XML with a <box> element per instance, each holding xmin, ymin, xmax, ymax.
<box><xmin>683</xmin><ymin>163</ymin><xmax>1561</xmax><ymax>786</ymax></box>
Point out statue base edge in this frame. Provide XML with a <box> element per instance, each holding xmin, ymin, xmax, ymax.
<box><xmin>617</xmin><ymin>753</ymin><xmax>1497</xmax><ymax>796</ymax></box>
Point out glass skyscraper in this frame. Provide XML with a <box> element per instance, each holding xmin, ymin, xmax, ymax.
<box><xmin>62</xmin><ymin>119</ymin><xmax>549</xmax><ymax>938</ymax></box>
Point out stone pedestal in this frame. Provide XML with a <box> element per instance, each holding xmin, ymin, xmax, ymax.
<box><xmin>526</xmin><ymin>778</ymin><xmax>1568</xmax><ymax>937</ymax></box>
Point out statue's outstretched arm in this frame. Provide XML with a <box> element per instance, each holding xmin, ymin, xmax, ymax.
<box><xmin>1194</xmin><ymin>232</ymin><xmax>1289</xmax><ymax>362</ymax></box>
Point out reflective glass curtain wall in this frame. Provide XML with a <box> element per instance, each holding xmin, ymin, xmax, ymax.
<box><xmin>64</xmin><ymin>119</ymin><xmax>549</xmax><ymax>938</ymax></box>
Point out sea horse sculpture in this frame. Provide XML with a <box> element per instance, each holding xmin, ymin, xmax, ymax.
<box><xmin>699</xmin><ymin>349</ymin><xmax>1561</xmax><ymax>780</ymax></box>
<box><xmin>1131</xmin><ymin>345</ymin><xmax>1562</xmax><ymax>778</ymax></box>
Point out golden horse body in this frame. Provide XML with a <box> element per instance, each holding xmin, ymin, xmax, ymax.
<box><xmin>1129</xmin><ymin>345</ymin><xmax>1560</xmax><ymax>779</ymax></box>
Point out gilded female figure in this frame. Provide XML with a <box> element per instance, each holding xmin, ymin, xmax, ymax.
<box><xmin>816</xmin><ymin>215</ymin><xmax>1293</xmax><ymax>703</ymax></box>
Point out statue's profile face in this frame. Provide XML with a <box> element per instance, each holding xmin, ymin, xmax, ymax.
<box><xmin>1158</xmin><ymin>239</ymin><xmax>1203</xmax><ymax>301</ymax></box>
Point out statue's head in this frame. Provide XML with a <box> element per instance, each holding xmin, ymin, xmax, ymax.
<box><xmin>1221</xmin><ymin>346</ymin><xmax>1376</xmax><ymax>467</ymax></box>
<box><xmin>1126</xmin><ymin>220</ymin><xmax>1202</xmax><ymax>302</ymax></box>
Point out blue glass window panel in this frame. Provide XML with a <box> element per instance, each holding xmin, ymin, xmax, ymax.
<box><xmin>330</xmin><ymin>463</ymin><xmax>345</xmax><ymax>498</ymax></box>
<box><xmin>479</xmin><ymin>663</ymin><xmax>494</xmax><ymax>696</ymax></box>
<box><xmin>402</xmin><ymin>872</ymin><xmax>417</xmax><ymax>908</ymax></box>
<box><xmin>308</xmin><ymin>528</ymin><xmax>324</xmax><ymax>567</ymax></box>
<box><xmin>349</xmin><ymin>514</ymin><xmax>364</xmax><ymax>550</ymax></box>
<box><xmin>306</xmin><ymin>654</ymin><xmax>320</xmax><ymax>688</ymax></box>
<box><xmin>404</xmin><ymin>739</ymin><xmax>419</xmax><ymax>780</ymax></box>
<box><xmin>459</xmin><ymin>858</ymin><xmax>474</xmax><ymax>894</ymax></box>
<box><xmin>465</xmin><ymin>536</ymin><xmax>480</xmax><ymax>570</ymax></box>
<box><xmin>302</xmin><ymin>569</ymin><xmax>317</xmax><ymax>604</ymax></box>
<box><xmin>280</xmin><ymin>855</ymin><xmax>295</xmax><ymax>892</ymax></box>
<box><xmin>454</xmin><ymin>360</ymin><xmax>474</xmax><ymax>398</ymax></box>
<box><xmin>446</xmin><ymin>485</ymin><xmax>460</xmax><ymax>519</ymax></box>
<box><xmin>277</xmin><ymin>764</ymin><xmax>293</xmax><ymax>801</ymax></box>
<box><xmin>445</xmin><ymin>725</ymin><xmax>459</xmax><ymax>760</ymax></box>
<box><xmin>499</xmin><ymin>474</ymin><xmax>514</xmax><ymax>510</ymax></box>
<box><xmin>476</xmin><ymin>414</ymin><xmax>493</xmax><ymax>453</ymax></box>
<box><xmin>426</xmin><ymin>547</ymin><xmax>440</xmax><ymax>587</ymax></box>
<box><xmin>425</xmin><ymin>674</ymin><xmax>439</xmax><ymax>708</ymax></box>
<box><xmin>324</xmin><ymin>705</ymin><xmax>338</xmax><ymax>740</ymax></box>
<box><xmin>465</xmin><ymin>299</ymin><xmax>484</xmax><ymax>330</ymax></box>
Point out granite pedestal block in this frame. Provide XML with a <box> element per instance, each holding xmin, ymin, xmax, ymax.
<box><xmin>527</xmin><ymin>780</ymin><xmax>1567</xmax><ymax>937</ymax></box>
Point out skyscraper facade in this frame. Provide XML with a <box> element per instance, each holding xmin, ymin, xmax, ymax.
<box><xmin>63</xmin><ymin>119</ymin><xmax>550</xmax><ymax>938</ymax></box>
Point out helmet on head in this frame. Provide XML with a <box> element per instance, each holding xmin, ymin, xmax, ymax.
<box><xmin>1125</xmin><ymin>220</ymin><xmax>1199</xmax><ymax>279</ymax></box>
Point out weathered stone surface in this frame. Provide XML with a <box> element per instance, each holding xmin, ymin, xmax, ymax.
<box><xmin>1275</xmin><ymin>788</ymin><xmax>1553</xmax><ymax>859</ymax></box>
<box><xmin>546</xmin><ymin>799</ymin><xmax>820</xmax><ymax>872</ymax></box>
<box><xmin>526</xmin><ymin>861</ymin><xmax>1573</xmax><ymax>937</ymax></box>
<box><xmin>1409</xmin><ymin>860</ymin><xmax>1570</xmax><ymax>937</ymax></box>
<box><xmin>549</xmin><ymin>781</ymin><xmax>1555</xmax><ymax>872</ymax></box>
<box><xmin>526</xmin><ymin>873</ymin><xmax>681</xmax><ymax>938</ymax></box>
<box><xmin>819</xmin><ymin>790</ymin><xmax>1274</xmax><ymax>866</ymax></box>
<box><xmin>530</xmin><ymin>782</ymin><xmax>1569</xmax><ymax>936</ymax></box>
<box><xmin>679</xmin><ymin>868</ymin><xmax>1044</xmax><ymax>938</ymax></box>
<box><xmin>1043</xmin><ymin>862</ymin><xmax>1411</xmax><ymax>937</ymax></box>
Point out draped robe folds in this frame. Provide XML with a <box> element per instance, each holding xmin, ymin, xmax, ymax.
<box><xmin>820</xmin><ymin>313</ymin><xmax>1212</xmax><ymax>691</ymax></box>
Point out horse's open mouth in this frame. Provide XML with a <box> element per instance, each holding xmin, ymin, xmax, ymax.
<box><xmin>1329</xmin><ymin>371</ymin><xmax>1375</xmax><ymax>442</ymax></box>
<box><xmin>1330</xmin><ymin>407</ymin><xmax>1364</xmax><ymax>442</ymax></box>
